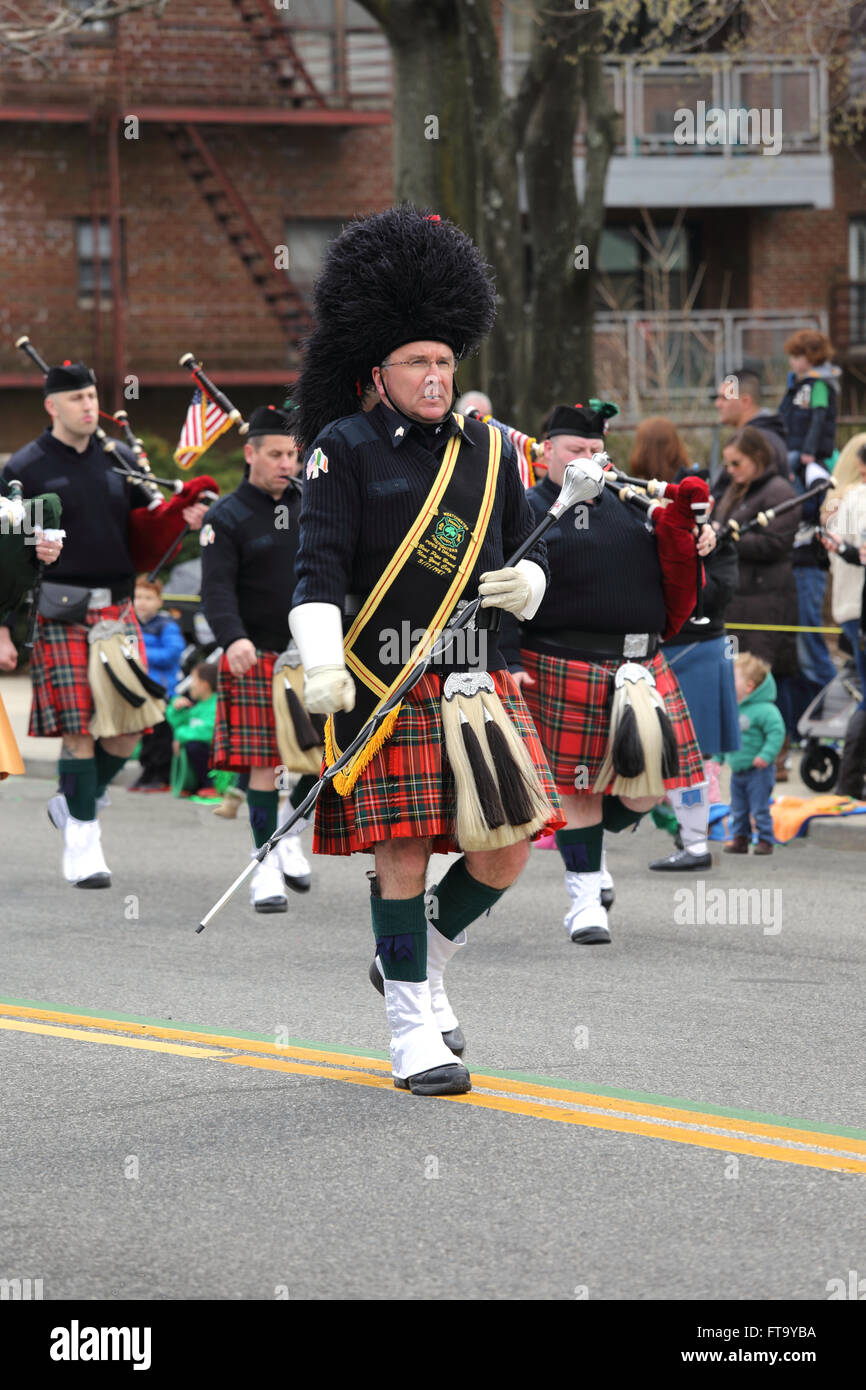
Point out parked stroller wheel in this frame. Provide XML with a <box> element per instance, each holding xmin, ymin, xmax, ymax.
<box><xmin>799</xmin><ymin>743</ymin><xmax>841</xmax><ymax>792</ymax></box>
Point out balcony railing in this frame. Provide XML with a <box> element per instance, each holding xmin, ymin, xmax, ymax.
<box><xmin>567</xmin><ymin>55</ymin><xmax>828</xmax><ymax>158</ymax></box>
<box><xmin>594</xmin><ymin>307</ymin><xmax>829</xmax><ymax>415</ymax></box>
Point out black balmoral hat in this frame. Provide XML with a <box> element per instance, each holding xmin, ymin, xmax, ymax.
<box><xmin>247</xmin><ymin>404</ymin><xmax>298</xmax><ymax>438</ymax></box>
<box><xmin>545</xmin><ymin>400</ymin><xmax>619</xmax><ymax>439</ymax></box>
<box><xmin>44</xmin><ymin>361</ymin><xmax>96</xmax><ymax>395</ymax></box>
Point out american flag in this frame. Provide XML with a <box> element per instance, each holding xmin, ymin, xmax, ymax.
<box><xmin>173</xmin><ymin>386</ymin><xmax>233</xmax><ymax>470</ymax></box>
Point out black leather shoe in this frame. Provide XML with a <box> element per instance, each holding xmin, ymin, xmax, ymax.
<box><xmin>600</xmin><ymin>885</ymin><xmax>615</xmax><ymax>910</ymax></box>
<box><xmin>649</xmin><ymin>848</ymin><xmax>712</xmax><ymax>872</ymax></box>
<box><xmin>73</xmin><ymin>872</ymin><xmax>111</xmax><ymax>889</ymax></box>
<box><xmin>394</xmin><ymin>1063</ymin><xmax>472</xmax><ymax>1096</ymax></box>
<box><xmin>368</xmin><ymin>959</ymin><xmax>466</xmax><ymax>1053</ymax></box>
<box><xmin>570</xmin><ymin>922</ymin><xmax>611</xmax><ymax>945</ymax></box>
<box><xmin>254</xmin><ymin>896</ymin><xmax>288</xmax><ymax>913</ymax></box>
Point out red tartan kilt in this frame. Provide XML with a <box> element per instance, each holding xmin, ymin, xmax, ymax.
<box><xmin>313</xmin><ymin>668</ymin><xmax>564</xmax><ymax>856</ymax></box>
<box><xmin>28</xmin><ymin>601</ymin><xmax>145</xmax><ymax>738</ymax></box>
<box><xmin>212</xmin><ymin>650</ymin><xmax>283</xmax><ymax>769</ymax></box>
<box><xmin>520</xmin><ymin>647</ymin><xmax>704</xmax><ymax>796</ymax></box>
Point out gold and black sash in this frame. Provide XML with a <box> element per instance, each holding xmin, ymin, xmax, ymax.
<box><xmin>325</xmin><ymin>417</ymin><xmax>502</xmax><ymax>794</ymax></box>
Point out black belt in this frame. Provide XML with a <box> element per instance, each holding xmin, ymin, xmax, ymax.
<box><xmin>527</xmin><ymin>629</ymin><xmax>659</xmax><ymax>660</ymax></box>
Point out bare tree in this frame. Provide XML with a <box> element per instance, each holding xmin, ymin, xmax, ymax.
<box><xmin>0</xmin><ymin>1</ymin><xmax>167</xmax><ymax>60</ymax></box>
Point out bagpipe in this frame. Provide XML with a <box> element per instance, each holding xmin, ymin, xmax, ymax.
<box><xmin>15</xmin><ymin>335</ymin><xmax>219</xmax><ymax>579</ymax></box>
<box><xmin>0</xmin><ymin>478</ymin><xmax>64</xmax><ymax>647</ymax></box>
<box><xmin>714</xmin><ymin>475</ymin><xmax>837</xmax><ymax>545</ymax></box>
<box><xmin>466</xmin><ymin>400</ymin><xmax>712</xmax><ymax>641</ymax></box>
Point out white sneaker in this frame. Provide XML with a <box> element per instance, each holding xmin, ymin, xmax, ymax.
<box><xmin>62</xmin><ymin>817</ymin><xmax>111</xmax><ymax>888</ymax></box>
<box><xmin>564</xmin><ymin>870</ymin><xmax>611</xmax><ymax>945</ymax></box>
<box><xmin>249</xmin><ymin>852</ymin><xmax>288</xmax><ymax>914</ymax></box>
<box><xmin>383</xmin><ymin>978</ymin><xmax>469</xmax><ymax>1093</ymax></box>
<box><xmin>276</xmin><ymin>828</ymin><xmax>311</xmax><ymax>893</ymax></box>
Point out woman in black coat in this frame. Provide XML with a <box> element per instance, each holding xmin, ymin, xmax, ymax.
<box><xmin>714</xmin><ymin>426</ymin><xmax>799</xmax><ymax>676</ymax></box>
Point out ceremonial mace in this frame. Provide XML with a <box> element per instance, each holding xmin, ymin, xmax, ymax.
<box><xmin>196</xmin><ymin>457</ymin><xmax>608</xmax><ymax>934</ymax></box>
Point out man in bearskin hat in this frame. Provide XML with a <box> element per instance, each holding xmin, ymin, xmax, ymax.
<box><xmin>201</xmin><ymin>404</ymin><xmax>319</xmax><ymax>912</ymax></box>
<box><xmin>288</xmin><ymin>206</ymin><xmax>564</xmax><ymax>1097</ymax></box>
<box><xmin>502</xmin><ymin>402</ymin><xmax>714</xmax><ymax>945</ymax></box>
<box><xmin>2</xmin><ymin>362</ymin><xmax>209</xmax><ymax>887</ymax></box>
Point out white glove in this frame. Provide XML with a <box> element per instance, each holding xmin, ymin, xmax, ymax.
<box><xmin>478</xmin><ymin>559</ymin><xmax>546</xmax><ymax>619</ymax></box>
<box><xmin>304</xmin><ymin>664</ymin><xmax>356</xmax><ymax>714</ymax></box>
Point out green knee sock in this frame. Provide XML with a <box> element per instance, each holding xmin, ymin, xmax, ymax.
<box><xmin>94</xmin><ymin>745</ymin><xmax>128</xmax><ymax>799</ymax></box>
<box><xmin>247</xmin><ymin>789</ymin><xmax>279</xmax><ymax>849</ymax></box>
<box><xmin>372</xmin><ymin>892</ymin><xmax>427</xmax><ymax>982</ymax></box>
<box><xmin>427</xmin><ymin>856</ymin><xmax>507</xmax><ymax>942</ymax></box>
<box><xmin>289</xmin><ymin>774</ymin><xmax>317</xmax><ymax>811</ymax></box>
<box><xmin>555</xmin><ymin>824</ymin><xmax>603</xmax><ymax>873</ymax></box>
<box><xmin>58</xmin><ymin>757</ymin><xmax>98</xmax><ymax>822</ymax></box>
<box><xmin>602</xmin><ymin>796</ymin><xmax>648</xmax><ymax>832</ymax></box>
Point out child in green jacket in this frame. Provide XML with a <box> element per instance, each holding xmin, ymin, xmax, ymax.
<box><xmin>721</xmin><ymin>653</ymin><xmax>786</xmax><ymax>855</ymax></box>
<box><xmin>166</xmin><ymin>661</ymin><xmax>219</xmax><ymax>796</ymax></box>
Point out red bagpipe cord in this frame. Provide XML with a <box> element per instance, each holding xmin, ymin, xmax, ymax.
<box><xmin>127</xmin><ymin>475</ymin><xmax>218</xmax><ymax>573</ymax></box>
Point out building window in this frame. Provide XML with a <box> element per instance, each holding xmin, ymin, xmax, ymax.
<box><xmin>284</xmin><ymin>218</ymin><xmax>344</xmax><ymax>296</ymax></box>
<box><xmin>76</xmin><ymin>219</ymin><xmax>113</xmax><ymax>305</ymax></box>
<box><xmin>597</xmin><ymin>223</ymin><xmax>695</xmax><ymax>311</ymax></box>
<box><xmin>282</xmin><ymin>0</ymin><xmax>390</xmax><ymax>104</ymax></box>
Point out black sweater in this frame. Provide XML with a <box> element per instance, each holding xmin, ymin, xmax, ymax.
<box><xmin>200</xmin><ymin>478</ymin><xmax>302</xmax><ymax>653</ymax></box>
<box><xmin>292</xmin><ymin>403</ymin><xmax>549</xmax><ymax>672</ymax></box>
<box><xmin>500</xmin><ymin>475</ymin><xmax>666</xmax><ymax>666</ymax></box>
<box><xmin>2</xmin><ymin>430</ymin><xmax>150</xmax><ymax>593</ymax></box>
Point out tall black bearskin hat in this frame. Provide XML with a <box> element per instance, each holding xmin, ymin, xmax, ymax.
<box><xmin>292</xmin><ymin>205</ymin><xmax>496</xmax><ymax>449</ymax></box>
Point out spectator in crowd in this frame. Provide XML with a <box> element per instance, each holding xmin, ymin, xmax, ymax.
<box><xmin>713</xmin><ymin>366</ymin><xmax>790</xmax><ymax>496</ymax></box>
<box><xmin>455</xmin><ymin>390</ymin><xmax>493</xmax><ymax>417</ymax></box>
<box><xmin>720</xmin><ymin>652</ymin><xmax>786</xmax><ymax>855</ymax></box>
<box><xmin>130</xmin><ymin>575</ymin><xmax>185</xmax><ymax>792</ymax></box>
<box><xmin>628</xmin><ymin>416</ymin><xmax>695</xmax><ymax>483</ymax></box>
<box><xmin>778</xmin><ymin>329</ymin><xmax>841</xmax><ymax>695</ymax></box>
<box><xmin>166</xmin><ymin>660</ymin><xmax>219</xmax><ymax>797</ymax></box>
<box><xmin>629</xmin><ymin>417</ymin><xmax>741</xmax><ymax>870</ymax></box>
<box><xmin>713</xmin><ymin>425</ymin><xmax>799</xmax><ymax>776</ymax></box>
<box><xmin>821</xmin><ymin>434</ymin><xmax>866</xmax><ymax>798</ymax></box>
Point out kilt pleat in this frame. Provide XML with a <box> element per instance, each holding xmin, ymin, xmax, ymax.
<box><xmin>520</xmin><ymin>647</ymin><xmax>704</xmax><ymax>796</ymax></box>
<box><xmin>313</xmin><ymin>668</ymin><xmax>563</xmax><ymax>856</ymax></box>
<box><xmin>28</xmin><ymin>601</ymin><xmax>145</xmax><ymax>738</ymax></box>
<box><xmin>212</xmin><ymin>650</ymin><xmax>282</xmax><ymax>769</ymax></box>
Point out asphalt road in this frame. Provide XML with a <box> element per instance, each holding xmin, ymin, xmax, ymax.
<box><xmin>2</xmin><ymin>776</ymin><xmax>865</xmax><ymax>1302</ymax></box>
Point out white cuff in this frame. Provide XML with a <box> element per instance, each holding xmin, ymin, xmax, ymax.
<box><xmin>804</xmin><ymin>462</ymin><xmax>830</xmax><ymax>489</ymax></box>
<box><xmin>515</xmin><ymin>559</ymin><xmax>547</xmax><ymax>621</ymax></box>
<box><xmin>289</xmin><ymin>602</ymin><xmax>346</xmax><ymax>671</ymax></box>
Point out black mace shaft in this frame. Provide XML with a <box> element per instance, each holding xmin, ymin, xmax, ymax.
<box><xmin>178</xmin><ymin>353</ymin><xmax>248</xmax><ymax>435</ymax></box>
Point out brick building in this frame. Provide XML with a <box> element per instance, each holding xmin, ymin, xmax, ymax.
<box><xmin>1</xmin><ymin>0</ymin><xmax>865</xmax><ymax>448</ymax></box>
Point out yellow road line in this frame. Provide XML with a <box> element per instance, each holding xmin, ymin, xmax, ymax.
<box><xmin>3</xmin><ymin>1004</ymin><xmax>862</xmax><ymax>1158</ymax></box>
<box><xmin>0</xmin><ymin>1019</ymin><xmax>224</xmax><ymax>1060</ymax></box>
<box><xmin>3</xmin><ymin>1007</ymin><xmax>865</xmax><ymax>1175</ymax></box>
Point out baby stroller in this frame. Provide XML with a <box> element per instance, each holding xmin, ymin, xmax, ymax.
<box><xmin>797</xmin><ymin>660</ymin><xmax>864</xmax><ymax>791</ymax></box>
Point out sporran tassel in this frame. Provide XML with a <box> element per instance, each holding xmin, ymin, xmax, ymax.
<box><xmin>483</xmin><ymin>708</ymin><xmax>535</xmax><ymax>826</ymax></box>
<box><xmin>593</xmin><ymin>662</ymin><xmax>675</xmax><ymax>798</ymax></box>
<box><xmin>88</xmin><ymin>621</ymin><xmax>167</xmax><ymax>737</ymax></box>
<box><xmin>461</xmin><ymin>714</ymin><xmax>506</xmax><ymax>830</ymax></box>
<box><xmin>272</xmin><ymin>660</ymin><xmax>324</xmax><ymax>775</ymax></box>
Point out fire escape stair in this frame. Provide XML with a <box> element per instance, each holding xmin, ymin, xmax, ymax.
<box><xmin>229</xmin><ymin>0</ymin><xmax>329</xmax><ymax>107</ymax></box>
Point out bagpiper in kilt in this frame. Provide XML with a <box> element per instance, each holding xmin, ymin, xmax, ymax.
<box><xmin>1</xmin><ymin>361</ymin><xmax>209</xmax><ymax>889</ymax></box>
<box><xmin>201</xmin><ymin>404</ymin><xmax>318</xmax><ymax>911</ymax></box>
<box><xmin>289</xmin><ymin>206</ymin><xmax>563</xmax><ymax>1099</ymax></box>
<box><xmin>500</xmin><ymin>402</ymin><xmax>712</xmax><ymax>948</ymax></box>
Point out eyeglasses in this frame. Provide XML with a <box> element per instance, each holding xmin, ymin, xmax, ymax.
<box><xmin>380</xmin><ymin>356</ymin><xmax>457</xmax><ymax>375</ymax></box>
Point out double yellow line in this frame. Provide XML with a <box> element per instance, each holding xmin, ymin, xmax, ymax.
<box><xmin>2</xmin><ymin>1002</ymin><xmax>865</xmax><ymax>1176</ymax></box>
